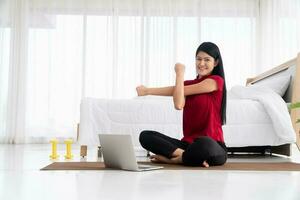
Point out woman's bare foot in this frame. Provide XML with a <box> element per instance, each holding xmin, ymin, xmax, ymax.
<box><xmin>172</xmin><ymin>148</ymin><xmax>185</xmax><ymax>157</ymax></box>
<box><xmin>150</xmin><ymin>154</ymin><xmax>182</xmax><ymax>164</ymax></box>
<box><xmin>149</xmin><ymin>151</ymin><xmax>209</xmax><ymax>167</ymax></box>
<box><xmin>150</xmin><ymin>154</ymin><xmax>170</xmax><ymax>163</ymax></box>
<box><xmin>202</xmin><ymin>160</ymin><xmax>209</xmax><ymax>168</ymax></box>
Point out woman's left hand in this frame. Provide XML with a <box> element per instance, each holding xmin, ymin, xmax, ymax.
<box><xmin>136</xmin><ymin>85</ymin><xmax>148</xmax><ymax>96</ymax></box>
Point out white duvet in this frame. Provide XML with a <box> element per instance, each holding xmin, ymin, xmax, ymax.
<box><xmin>229</xmin><ymin>86</ymin><xmax>296</xmax><ymax>141</ymax></box>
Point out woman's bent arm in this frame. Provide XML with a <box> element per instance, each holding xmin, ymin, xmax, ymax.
<box><xmin>173</xmin><ymin>63</ymin><xmax>185</xmax><ymax>110</ymax></box>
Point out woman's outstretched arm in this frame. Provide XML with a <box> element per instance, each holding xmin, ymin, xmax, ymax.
<box><xmin>136</xmin><ymin>85</ymin><xmax>174</xmax><ymax>96</ymax></box>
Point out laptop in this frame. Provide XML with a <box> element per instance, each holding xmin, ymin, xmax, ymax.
<box><xmin>98</xmin><ymin>134</ymin><xmax>163</xmax><ymax>171</ymax></box>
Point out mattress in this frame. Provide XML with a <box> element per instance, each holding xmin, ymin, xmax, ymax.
<box><xmin>79</xmin><ymin>96</ymin><xmax>295</xmax><ymax>151</ymax></box>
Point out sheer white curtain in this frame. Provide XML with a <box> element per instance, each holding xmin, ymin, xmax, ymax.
<box><xmin>0</xmin><ymin>0</ymin><xmax>299</xmax><ymax>143</ymax></box>
<box><xmin>259</xmin><ymin>0</ymin><xmax>300</xmax><ymax>71</ymax></box>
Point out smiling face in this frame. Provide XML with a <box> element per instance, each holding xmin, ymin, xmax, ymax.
<box><xmin>196</xmin><ymin>51</ymin><xmax>218</xmax><ymax>78</ymax></box>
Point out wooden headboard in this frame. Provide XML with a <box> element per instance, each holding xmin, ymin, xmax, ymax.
<box><xmin>246</xmin><ymin>53</ymin><xmax>300</xmax><ymax>150</ymax></box>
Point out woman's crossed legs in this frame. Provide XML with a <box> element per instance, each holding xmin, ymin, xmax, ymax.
<box><xmin>139</xmin><ymin>130</ymin><xmax>227</xmax><ymax>167</ymax></box>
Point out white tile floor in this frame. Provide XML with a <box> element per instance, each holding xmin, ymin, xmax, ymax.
<box><xmin>1</xmin><ymin>144</ymin><xmax>300</xmax><ymax>200</ymax></box>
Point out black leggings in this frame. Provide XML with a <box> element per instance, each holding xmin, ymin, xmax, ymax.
<box><xmin>139</xmin><ymin>130</ymin><xmax>227</xmax><ymax>166</ymax></box>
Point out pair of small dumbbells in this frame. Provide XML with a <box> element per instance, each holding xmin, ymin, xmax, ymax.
<box><xmin>49</xmin><ymin>138</ymin><xmax>74</xmax><ymax>159</ymax></box>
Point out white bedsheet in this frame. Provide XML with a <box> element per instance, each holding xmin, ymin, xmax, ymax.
<box><xmin>79</xmin><ymin>97</ymin><xmax>182</xmax><ymax>148</ymax></box>
<box><xmin>79</xmin><ymin>92</ymin><xmax>296</xmax><ymax>149</ymax></box>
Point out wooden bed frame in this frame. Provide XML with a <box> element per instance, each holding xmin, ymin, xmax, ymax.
<box><xmin>227</xmin><ymin>53</ymin><xmax>300</xmax><ymax>156</ymax></box>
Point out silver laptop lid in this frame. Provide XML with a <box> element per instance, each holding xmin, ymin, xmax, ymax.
<box><xmin>98</xmin><ymin>134</ymin><xmax>139</xmax><ymax>171</ymax></box>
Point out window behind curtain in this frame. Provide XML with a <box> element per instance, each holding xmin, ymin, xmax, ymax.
<box><xmin>27</xmin><ymin>15</ymin><xmax>83</xmax><ymax>138</ymax></box>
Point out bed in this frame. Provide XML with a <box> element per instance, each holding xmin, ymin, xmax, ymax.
<box><xmin>226</xmin><ymin>53</ymin><xmax>300</xmax><ymax>156</ymax></box>
<box><xmin>78</xmin><ymin>53</ymin><xmax>300</xmax><ymax>156</ymax></box>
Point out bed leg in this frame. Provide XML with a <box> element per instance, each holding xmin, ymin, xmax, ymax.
<box><xmin>77</xmin><ymin>123</ymin><xmax>80</xmax><ymax>142</ymax></box>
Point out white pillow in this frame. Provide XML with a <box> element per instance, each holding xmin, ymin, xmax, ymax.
<box><xmin>249</xmin><ymin>74</ymin><xmax>291</xmax><ymax>96</ymax></box>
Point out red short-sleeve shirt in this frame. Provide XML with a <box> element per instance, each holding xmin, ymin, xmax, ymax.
<box><xmin>181</xmin><ymin>75</ymin><xmax>224</xmax><ymax>143</ymax></box>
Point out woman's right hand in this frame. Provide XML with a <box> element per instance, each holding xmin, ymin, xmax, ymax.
<box><xmin>136</xmin><ymin>85</ymin><xmax>148</xmax><ymax>96</ymax></box>
<box><xmin>174</xmin><ymin>63</ymin><xmax>185</xmax><ymax>74</ymax></box>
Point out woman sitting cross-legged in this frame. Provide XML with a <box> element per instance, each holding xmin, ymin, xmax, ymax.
<box><xmin>136</xmin><ymin>42</ymin><xmax>227</xmax><ymax>167</ymax></box>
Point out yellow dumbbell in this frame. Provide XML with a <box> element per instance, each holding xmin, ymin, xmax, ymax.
<box><xmin>64</xmin><ymin>139</ymin><xmax>73</xmax><ymax>159</ymax></box>
<box><xmin>50</xmin><ymin>138</ymin><xmax>59</xmax><ymax>160</ymax></box>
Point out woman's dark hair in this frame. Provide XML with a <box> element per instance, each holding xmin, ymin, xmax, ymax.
<box><xmin>195</xmin><ymin>42</ymin><xmax>227</xmax><ymax>125</ymax></box>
